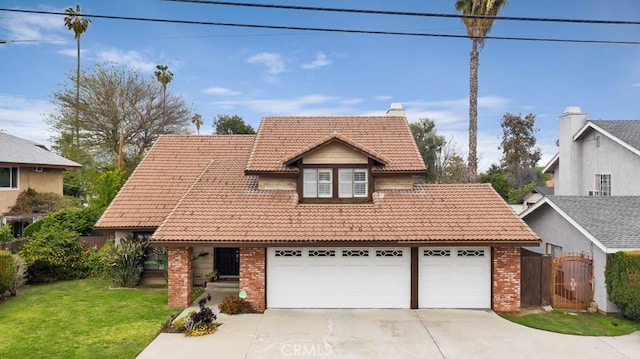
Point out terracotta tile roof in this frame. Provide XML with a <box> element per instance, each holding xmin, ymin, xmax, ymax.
<box><xmin>95</xmin><ymin>135</ymin><xmax>256</xmax><ymax>229</ymax></box>
<box><xmin>283</xmin><ymin>131</ymin><xmax>390</xmax><ymax>166</ymax></box>
<box><xmin>245</xmin><ymin>116</ymin><xmax>426</xmax><ymax>173</ymax></box>
<box><xmin>151</xmin><ymin>139</ymin><xmax>539</xmax><ymax>244</ymax></box>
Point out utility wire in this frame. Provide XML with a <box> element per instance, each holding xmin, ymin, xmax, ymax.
<box><xmin>1</xmin><ymin>8</ymin><xmax>640</xmax><ymax>46</ymax></box>
<box><xmin>162</xmin><ymin>0</ymin><xmax>640</xmax><ymax>26</ymax></box>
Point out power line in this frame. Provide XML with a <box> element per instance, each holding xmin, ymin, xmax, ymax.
<box><xmin>162</xmin><ymin>0</ymin><xmax>640</xmax><ymax>26</ymax></box>
<box><xmin>1</xmin><ymin>8</ymin><xmax>640</xmax><ymax>46</ymax></box>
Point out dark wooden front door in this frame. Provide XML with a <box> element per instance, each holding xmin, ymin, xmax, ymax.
<box><xmin>216</xmin><ymin>248</ymin><xmax>240</xmax><ymax>275</ymax></box>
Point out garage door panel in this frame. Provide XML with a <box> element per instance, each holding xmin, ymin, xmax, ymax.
<box><xmin>419</xmin><ymin>247</ymin><xmax>491</xmax><ymax>309</ymax></box>
<box><xmin>267</xmin><ymin>247</ymin><xmax>410</xmax><ymax>308</ymax></box>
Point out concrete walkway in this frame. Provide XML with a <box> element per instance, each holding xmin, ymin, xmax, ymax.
<box><xmin>138</xmin><ymin>287</ymin><xmax>640</xmax><ymax>358</ymax></box>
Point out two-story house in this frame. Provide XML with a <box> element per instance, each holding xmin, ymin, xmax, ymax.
<box><xmin>1</xmin><ymin>132</ymin><xmax>80</xmax><ymax>232</ymax></box>
<box><xmin>521</xmin><ymin>107</ymin><xmax>640</xmax><ymax>312</ymax></box>
<box><xmin>96</xmin><ymin>105</ymin><xmax>539</xmax><ymax>313</ymax></box>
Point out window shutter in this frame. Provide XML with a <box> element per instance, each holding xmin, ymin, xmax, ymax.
<box><xmin>353</xmin><ymin>169</ymin><xmax>367</xmax><ymax>197</ymax></box>
<box><xmin>318</xmin><ymin>169</ymin><xmax>332</xmax><ymax>197</ymax></box>
<box><xmin>338</xmin><ymin>168</ymin><xmax>353</xmax><ymax>198</ymax></box>
<box><xmin>303</xmin><ymin>169</ymin><xmax>317</xmax><ymax>197</ymax></box>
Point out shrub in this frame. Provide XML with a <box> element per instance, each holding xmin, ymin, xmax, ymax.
<box><xmin>9</xmin><ymin>254</ymin><xmax>27</xmax><ymax>296</ymax></box>
<box><xmin>23</xmin><ymin>206</ymin><xmax>102</xmax><ymax>238</ymax></box>
<box><xmin>7</xmin><ymin>188</ymin><xmax>72</xmax><ymax>215</ymax></box>
<box><xmin>19</xmin><ymin>226</ymin><xmax>88</xmax><ymax>283</ymax></box>
<box><xmin>105</xmin><ymin>236</ymin><xmax>148</xmax><ymax>287</ymax></box>
<box><xmin>0</xmin><ymin>224</ymin><xmax>15</xmax><ymax>243</ymax></box>
<box><xmin>218</xmin><ymin>294</ymin><xmax>255</xmax><ymax>315</ymax></box>
<box><xmin>605</xmin><ymin>251</ymin><xmax>640</xmax><ymax>321</ymax></box>
<box><xmin>82</xmin><ymin>241</ymin><xmax>113</xmax><ymax>279</ymax></box>
<box><xmin>0</xmin><ymin>250</ymin><xmax>16</xmax><ymax>295</ymax></box>
<box><xmin>170</xmin><ymin>294</ymin><xmax>219</xmax><ymax>336</ymax></box>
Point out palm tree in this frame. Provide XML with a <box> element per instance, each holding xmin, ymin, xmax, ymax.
<box><xmin>191</xmin><ymin>113</ymin><xmax>204</xmax><ymax>135</ymax></box>
<box><xmin>64</xmin><ymin>4</ymin><xmax>91</xmax><ymax>154</ymax></box>
<box><xmin>154</xmin><ymin>65</ymin><xmax>173</xmax><ymax>121</ymax></box>
<box><xmin>455</xmin><ymin>0</ymin><xmax>507</xmax><ymax>181</ymax></box>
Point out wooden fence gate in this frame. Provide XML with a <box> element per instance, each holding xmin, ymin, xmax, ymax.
<box><xmin>521</xmin><ymin>250</ymin><xmax>552</xmax><ymax>306</ymax></box>
<box><xmin>552</xmin><ymin>253</ymin><xmax>593</xmax><ymax>309</ymax></box>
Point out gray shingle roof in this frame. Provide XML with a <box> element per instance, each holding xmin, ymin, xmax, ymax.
<box><xmin>591</xmin><ymin>120</ymin><xmax>640</xmax><ymax>152</ymax></box>
<box><xmin>0</xmin><ymin>132</ymin><xmax>80</xmax><ymax>168</ymax></box>
<box><xmin>547</xmin><ymin>196</ymin><xmax>640</xmax><ymax>249</ymax></box>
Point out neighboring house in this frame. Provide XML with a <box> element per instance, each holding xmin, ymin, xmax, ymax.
<box><xmin>511</xmin><ymin>185</ymin><xmax>554</xmax><ymax>214</ymax></box>
<box><xmin>545</xmin><ymin>106</ymin><xmax>640</xmax><ymax>196</ymax></box>
<box><xmin>0</xmin><ymin>132</ymin><xmax>81</xmax><ymax>215</ymax></box>
<box><xmin>95</xmin><ymin>105</ymin><xmax>539</xmax><ymax>312</ymax></box>
<box><xmin>521</xmin><ymin>196</ymin><xmax>640</xmax><ymax>313</ymax></box>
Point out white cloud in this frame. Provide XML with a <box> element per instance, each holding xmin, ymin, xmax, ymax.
<box><xmin>203</xmin><ymin>87</ymin><xmax>240</xmax><ymax>96</ymax></box>
<box><xmin>374</xmin><ymin>95</ymin><xmax>393</xmax><ymax>101</ymax></box>
<box><xmin>211</xmin><ymin>94</ymin><xmax>364</xmax><ymax>116</ymax></box>
<box><xmin>0</xmin><ymin>94</ymin><xmax>54</xmax><ymax>147</ymax></box>
<box><xmin>301</xmin><ymin>52</ymin><xmax>331</xmax><ymax>70</ymax></box>
<box><xmin>633</xmin><ymin>83</ymin><xmax>640</xmax><ymax>88</ymax></box>
<box><xmin>93</xmin><ymin>48</ymin><xmax>156</xmax><ymax>73</ymax></box>
<box><xmin>245</xmin><ymin>52</ymin><xmax>286</xmax><ymax>75</ymax></box>
<box><xmin>57</xmin><ymin>48</ymin><xmax>88</xmax><ymax>58</ymax></box>
<box><xmin>0</xmin><ymin>9</ymin><xmax>66</xmax><ymax>44</ymax></box>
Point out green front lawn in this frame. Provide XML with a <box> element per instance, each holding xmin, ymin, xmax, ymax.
<box><xmin>0</xmin><ymin>279</ymin><xmax>182</xmax><ymax>359</ymax></box>
<box><xmin>501</xmin><ymin>310</ymin><xmax>640</xmax><ymax>336</ymax></box>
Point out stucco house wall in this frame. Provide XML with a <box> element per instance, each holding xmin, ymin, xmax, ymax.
<box><xmin>575</xmin><ymin>127</ymin><xmax>640</xmax><ymax>196</ymax></box>
<box><xmin>0</xmin><ymin>167</ymin><xmax>65</xmax><ymax>214</ymax></box>
<box><xmin>524</xmin><ymin>205</ymin><xmax>616</xmax><ymax>312</ymax></box>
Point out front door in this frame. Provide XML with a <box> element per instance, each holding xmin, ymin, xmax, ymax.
<box><xmin>216</xmin><ymin>248</ymin><xmax>240</xmax><ymax>275</ymax></box>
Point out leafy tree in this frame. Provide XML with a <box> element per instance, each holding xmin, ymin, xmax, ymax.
<box><xmin>213</xmin><ymin>114</ymin><xmax>255</xmax><ymax>134</ymax></box>
<box><xmin>439</xmin><ymin>155</ymin><xmax>471</xmax><ymax>183</ymax></box>
<box><xmin>89</xmin><ymin>169</ymin><xmax>127</xmax><ymax>210</ymax></box>
<box><xmin>63</xmin><ymin>4</ymin><xmax>91</xmax><ymax>156</ymax></box>
<box><xmin>410</xmin><ymin>118</ymin><xmax>446</xmax><ymax>183</ymax></box>
<box><xmin>154</xmin><ymin>64</ymin><xmax>173</xmax><ymax>121</ymax></box>
<box><xmin>478</xmin><ymin>164</ymin><xmax>510</xmax><ymax>200</ymax></box>
<box><xmin>499</xmin><ymin>112</ymin><xmax>542</xmax><ymax>190</ymax></box>
<box><xmin>49</xmin><ymin>62</ymin><xmax>192</xmax><ymax>173</ymax></box>
<box><xmin>455</xmin><ymin>0</ymin><xmax>508</xmax><ymax>181</ymax></box>
<box><xmin>191</xmin><ymin>113</ymin><xmax>204</xmax><ymax>135</ymax></box>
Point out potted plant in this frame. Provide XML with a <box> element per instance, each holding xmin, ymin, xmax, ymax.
<box><xmin>203</xmin><ymin>270</ymin><xmax>220</xmax><ymax>282</ymax></box>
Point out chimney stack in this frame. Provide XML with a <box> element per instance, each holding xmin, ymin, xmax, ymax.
<box><xmin>386</xmin><ymin>103</ymin><xmax>405</xmax><ymax>117</ymax></box>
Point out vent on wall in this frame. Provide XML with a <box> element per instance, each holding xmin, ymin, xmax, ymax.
<box><xmin>588</xmin><ymin>190</ymin><xmax>601</xmax><ymax>197</ymax></box>
<box><xmin>32</xmin><ymin>167</ymin><xmax>44</xmax><ymax>173</ymax></box>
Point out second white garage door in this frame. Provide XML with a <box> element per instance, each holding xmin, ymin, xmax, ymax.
<box><xmin>267</xmin><ymin>247</ymin><xmax>410</xmax><ymax>308</ymax></box>
<box><xmin>419</xmin><ymin>247</ymin><xmax>491</xmax><ymax>308</ymax></box>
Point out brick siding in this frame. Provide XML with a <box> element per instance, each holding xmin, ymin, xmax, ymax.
<box><xmin>492</xmin><ymin>247</ymin><xmax>521</xmax><ymax>313</ymax></box>
<box><xmin>239</xmin><ymin>247</ymin><xmax>266</xmax><ymax>312</ymax></box>
<box><xmin>168</xmin><ymin>247</ymin><xmax>193</xmax><ymax>308</ymax></box>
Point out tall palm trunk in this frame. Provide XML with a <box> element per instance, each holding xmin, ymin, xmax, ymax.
<box><xmin>468</xmin><ymin>39</ymin><xmax>479</xmax><ymax>181</ymax></box>
<box><xmin>75</xmin><ymin>37</ymin><xmax>81</xmax><ymax>151</ymax></box>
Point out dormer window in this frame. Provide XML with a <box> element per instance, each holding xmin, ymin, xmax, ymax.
<box><xmin>339</xmin><ymin>168</ymin><xmax>368</xmax><ymax>198</ymax></box>
<box><xmin>303</xmin><ymin>168</ymin><xmax>333</xmax><ymax>198</ymax></box>
<box><xmin>301</xmin><ymin>166</ymin><xmax>370</xmax><ymax>201</ymax></box>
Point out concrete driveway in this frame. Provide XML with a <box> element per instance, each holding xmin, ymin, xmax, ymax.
<box><xmin>138</xmin><ymin>309</ymin><xmax>640</xmax><ymax>358</ymax></box>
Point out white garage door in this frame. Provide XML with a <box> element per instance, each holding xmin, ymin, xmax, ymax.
<box><xmin>267</xmin><ymin>247</ymin><xmax>410</xmax><ymax>308</ymax></box>
<box><xmin>419</xmin><ymin>247</ymin><xmax>491</xmax><ymax>308</ymax></box>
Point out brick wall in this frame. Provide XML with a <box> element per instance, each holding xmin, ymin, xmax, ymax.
<box><xmin>239</xmin><ymin>247</ymin><xmax>266</xmax><ymax>312</ymax></box>
<box><xmin>492</xmin><ymin>247</ymin><xmax>521</xmax><ymax>313</ymax></box>
<box><xmin>168</xmin><ymin>247</ymin><xmax>193</xmax><ymax>308</ymax></box>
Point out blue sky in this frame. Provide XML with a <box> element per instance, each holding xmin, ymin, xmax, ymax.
<box><xmin>1</xmin><ymin>0</ymin><xmax>640</xmax><ymax>171</ymax></box>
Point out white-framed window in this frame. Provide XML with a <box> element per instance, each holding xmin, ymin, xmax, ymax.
<box><xmin>546</xmin><ymin>243</ymin><xmax>562</xmax><ymax>257</ymax></box>
<box><xmin>338</xmin><ymin>168</ymin><xmax>368</xmax><ymax>198</ymax></box>
<box><xmin>303</xmin><ymin>168</ymin><xmax>332</xmax><ymax>198</ymax></box>
<box><xmin>595</xmin><ymin>174</ymin><xmax>611</xmax><ymax>196</ymax></box>
<box><xmin>0</xmin><ymin>167</ymin><xmax>19</xmax><ymax>189</ymax></box>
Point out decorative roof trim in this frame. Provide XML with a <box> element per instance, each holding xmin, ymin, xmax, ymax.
<box><xmin>573</xmin><ymin>121</ymin><xmax>640</xmax><ymax>158</ymax></box>
<box><xmin>520</xmin><ymin>197</ymin><xmax>608</xmax><ymax>252</ymax></box>
<box><xmin>282</xmin><ymin>131</ymin><xmax>389</xmax><ymax>166</ymax></box>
